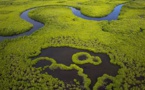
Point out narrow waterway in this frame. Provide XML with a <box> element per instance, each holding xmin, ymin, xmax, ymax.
<box><xmin>70</xmin><ymin>4</ymin><xmax>123</xmax><ymax>21</ymax></box>
<box><xmin>0</xmin><ymin>4</ymin><xmax>123</xmax><ymax>42</ymax></box>
<box><xmin>0</xmin><ymin>9</ymin><xmax>44</xmax><ymax>41</ymax></box>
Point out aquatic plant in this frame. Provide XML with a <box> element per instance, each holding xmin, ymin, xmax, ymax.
<box><xmin>72</xmin><ymin>52</ymin><xmax>102</xmax><ymax>65</ymax></box>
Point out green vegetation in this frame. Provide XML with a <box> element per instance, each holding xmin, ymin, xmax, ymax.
<box><xmin>93</xmin><ymin>74</ymin><xmax>114</xmax><ymax>90</ymax></box>
<box><xmin>0</xmin><ymin>0</ymin><xmax>145</xmax><ymax>90</ymax></box>
<box><xmin>0</xmin><ymin>0</ymin><xmax>88</xmax><ymax>36</ymax></box>
<box><xmin>79</xmin><ymin>0</ymin><xmax>128</xmax><ymax>17</ymax></box>
<box><xmin>103</xmin><ymin>0</ymin><xmax>145</xmax><ymax>34</ymax></box>
<box><xmin>72</xmin><ymin>52</ymin><xmax>102</xmax><ymax>65</ymax></box>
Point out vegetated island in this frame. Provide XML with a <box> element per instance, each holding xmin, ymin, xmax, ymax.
<box><xmin>0</xmin><ymin>0</ymin><xmax>145</xmax><ymax>90</ymax></box>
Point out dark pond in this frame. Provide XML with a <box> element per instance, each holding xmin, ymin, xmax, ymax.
<box><xmin>42</xmin><ymin>68</ymin><xmax>83</xmax><ymax>85</ymax></box>
<box><xmin>33</xmin><ymin>47</ymin><xmax>120</xmax><ymax>89</ymax></box>
<box><xmin>78</xmin><ymin>55</ymin><xmax>88</xmax><ymax>60</ymax></box>
<box><xmin>34</xmin><ymin>60</ymin><xmax>52</xmax><ymax>68</ymax></box>
<box><xmin>70</xmin><ymin>4</ymin><xmax>123</xmax><ymax>21</ymax></box>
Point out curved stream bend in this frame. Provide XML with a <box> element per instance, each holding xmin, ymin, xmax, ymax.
<box><xmin>0</xmin><ymin>4</ymin><xmax>123</xmax><ymax>42</ymax></box>
<box><xmin>0</xmin><ymin>9</ymin><xmax>44</xmax><ymax>41</ymax></box>
<box><xmin>70</xmin><ymin>4</ymin><xmax>123</xmax><ymax>21</ymax></box>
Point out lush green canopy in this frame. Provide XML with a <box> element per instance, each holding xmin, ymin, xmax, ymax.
<box><xmin>0</xmin><ymin>0</ymin><xmax>145</xmax><ymax>90</ymax></box>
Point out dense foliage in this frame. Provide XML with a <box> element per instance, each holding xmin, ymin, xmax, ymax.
<box><xmin>79</xmin><ymin>0</ymin><xmax>128</xmax><ymax>17</ymax></box>
<box><xmin>0</xmin><ymin>0</ymin><xmax>145</xmax><ymax>90</ymax></box>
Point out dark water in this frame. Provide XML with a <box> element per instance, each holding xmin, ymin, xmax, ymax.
<box><xmin>33</xmin><ymin>47</ymin><xmax>120</xmax><ymax>89</ymax></box>
<box><xmin>70</xmin><ymin>4</ymin><xmax>123</xmax><ymax>21</ymax></box>
<box><xmin>34</xmin><ymin>60</ymin><xmax>52</xmax><ymax>68</ymax></box>
<box><xmin>43</xmin><ymin>68</ymin><xmax>83</xmax><ymax>85</ymax></box>
<box><xmin>0</xmin><ymin>9</ymin><xmax>44</xmax><ymax>41</ymax></box>
<box><xmin>78</xmin><ymin>55</ymin><xmax>88</xmax><ymax>60</ymax></box>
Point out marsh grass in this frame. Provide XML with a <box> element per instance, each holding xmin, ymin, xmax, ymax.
<box><xmin>79</xmin><ymin>0</ymin><xmax>127</xmax><ymax>17</ymax></box>
<box><xmin>0</xmin><ymin>0</ymin><xmax>145</xmax><ymax>90</ymax></box>
<box><xmin>72</xmin><ymin>52</ymin><xmax>102</xmax><ymax>65</ymax></box>
<box><xmin>80</xmin><ymin>4</ymin><xmax>115</xmax><ymax>17</ymax></box>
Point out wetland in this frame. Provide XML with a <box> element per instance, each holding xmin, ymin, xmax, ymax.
<box><xmin>0</xmin><ymin>0</ymin><xmax>145</xmax><ymax>90</ymax></box>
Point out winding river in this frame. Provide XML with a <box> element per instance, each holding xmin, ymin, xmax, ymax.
<box><xmin>0</xmin><ymin>4</ymin><xmax>123</xmax><ymax>41</ymax></box>
<box><xmin>0</xmin><ymin>9</ymin><xmax>44</xmax><ymax>41</ymax></box>
<box><xmin>70</xmin><ymin>4</ymin><xmax>123</xmax><ymax>21</ymax></box>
